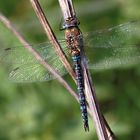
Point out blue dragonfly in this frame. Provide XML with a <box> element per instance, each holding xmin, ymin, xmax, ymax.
<box><xmin>0</xmin><ymin>20</ymin><xmax>140</xmax><ymax>83</ymax></box>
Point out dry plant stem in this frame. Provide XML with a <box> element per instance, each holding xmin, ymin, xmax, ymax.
<box><xmin>102</xmin><ymin>116</ymin><xmax>116</xmax><ymax>140</ymax></box>
<box><xmin>84</xmin><ymin>61</ymin><xmax>116</xmax><ymax>140</ymax></box>
<box><xmin>58</xmin><ymin>0</ymin><xmax>76</xmax><ymax>19</ymax></box>
<box><xmin>30</xmin><ymin>0</ymin><xmax>76</xmax><ymax>82</ymax></box>
<box><xmin>58</xmin><ymin>0</ymin><xmax>116</xmax><ymax>139</ymax></box>
<box><xmin>0</xmin><ymin>13</ymin><xmax>78</xmax><ymax>102</ymax></box>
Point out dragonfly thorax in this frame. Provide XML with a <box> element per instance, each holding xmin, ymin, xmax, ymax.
<box><xmin>65</xmin><ymin>27</ymin><xmax>82</xmax><ymax>56</ymax></box>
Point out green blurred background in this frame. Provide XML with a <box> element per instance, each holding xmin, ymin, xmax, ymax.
<box><xmin>0</xmin><ymin>0</ymin><xmax>140</xmax><ymax>140</ymax></box>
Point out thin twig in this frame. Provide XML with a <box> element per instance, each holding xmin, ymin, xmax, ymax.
<box><xmin>0</xmin><ymin>13</ymin><xmax>78</xmax><ymax>102</ymax></box>
<box><xmin>30</xmin><ymin>0</ymin><xmax>76</xmax><ymax>82</ymax></box>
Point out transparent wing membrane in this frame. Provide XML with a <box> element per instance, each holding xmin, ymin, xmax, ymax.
<box><xmin>86</xmin><ymin>46</ymin><xmax>140</xmax><ymax>71</ymax></box>
<box><xmin>0</xmin><ymin>41</ymin><xmax>69</xmax><ymax>82</ymax></box>
<box><xmin>84</xmin><ymin>20</ymin><xmax>140</xmax><ymax>48</ymax></box>
<box><xmin>84</xmin><ymin>20</ymin><xmax>140</xmax><ymax>70</ymax></box>
<box><xmin>0</xmin><ymin>20</ymin><xmax>140</xmax><ymax>82</ymax></box>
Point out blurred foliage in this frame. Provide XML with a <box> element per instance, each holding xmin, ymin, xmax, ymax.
<box><xmin>0</xmin><ymin>0</ymin><xmax>140</xmax><ymax>140</ymax></box>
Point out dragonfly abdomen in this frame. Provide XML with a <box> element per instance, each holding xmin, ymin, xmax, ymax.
<box><xmin>72</xmin><ymin>55</ymin><xmax>89</xmax><ymax>131</ymax></box>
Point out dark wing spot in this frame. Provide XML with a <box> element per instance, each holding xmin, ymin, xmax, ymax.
<box><xmin>4</xmin><ymin>48</ymin><xmax>11</xmax><ymax>51</ymax></box>
<box><xmin>13</xmin><ymin>67</ymin><xmax>19</xmax><ymax>71</ymax></box>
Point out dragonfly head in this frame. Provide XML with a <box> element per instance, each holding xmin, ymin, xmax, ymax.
<box><xmin>61</xmin><ymin>17</ymin><xmax>80</xmax><ymax>30</ymax></box>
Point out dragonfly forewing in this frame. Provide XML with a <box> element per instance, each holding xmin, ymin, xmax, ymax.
<box><xmin>84</xmin><ymin>20</ymin><xmax>140</xmax><ymax>48</ymax></box>
<box><xmin>0</xmin><ymin>41</ymin><xmax>69</xmax><ymax>82</ymax></box>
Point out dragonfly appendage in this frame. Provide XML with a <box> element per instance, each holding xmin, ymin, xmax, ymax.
<box><xmin>72</xmin><ymin>54</ymin><xmax>89</xmax><ymax>131</ymax></box>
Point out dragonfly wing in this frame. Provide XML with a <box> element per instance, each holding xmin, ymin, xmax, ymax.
<box><xmin>84</xmin><ymin>20</ymin><xmax>140</xmax><ymax>48</ymax></box>
<box><xmin>0</xmin><ymin>41</ymin><xmax>69</xmax><ymax>82</ymax></box>
<box><xmin>85</xmin><ymin>45</ymin><xmax>140</xmax><ymax>71</ymax></box>
<box><xmin>83</xmin><ymin>20</ymin><xmax>140</xmax><ymax>70</ymax></box>
<box><xmin>9</xmin><ymin>63</ymin><xmax>54</xmax><ymax>83</ymax></box>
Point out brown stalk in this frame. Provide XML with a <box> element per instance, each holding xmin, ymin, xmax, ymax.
<box><xmin>58</xmin><ymin>0</ymin><xmax>116</xmax><ymax>140</ymax></box>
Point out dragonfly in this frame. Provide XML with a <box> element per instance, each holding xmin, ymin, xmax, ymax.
<box><xmin>0</xmin><ymin>20</ymin><xmax>140</xmax><ymax>83</ymax></box>
<box><xmin>63</xmin><ymin>17</ymin><xmax>90</xmax><ymax>131</ymax></box>
<box><xmin>0</xmin><ymin>20</ymin><xmax>140</xmax><ymax>130</ymax></box>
